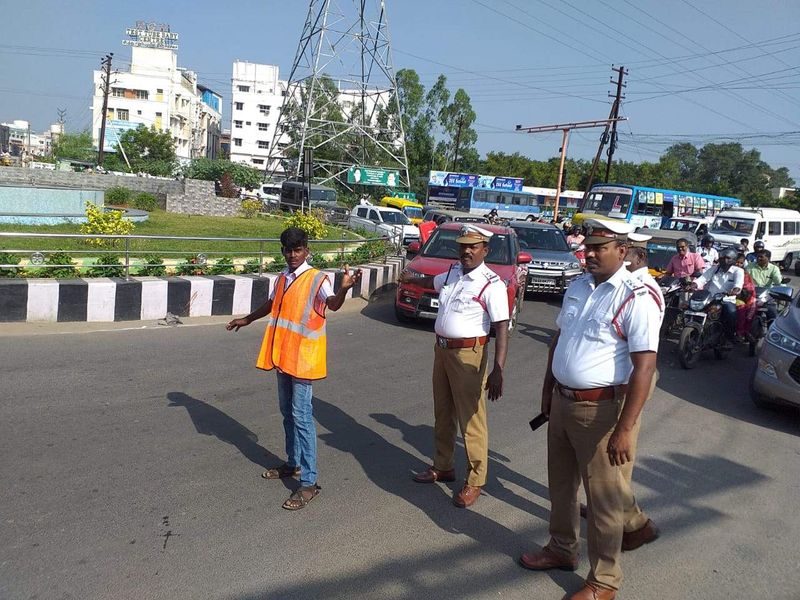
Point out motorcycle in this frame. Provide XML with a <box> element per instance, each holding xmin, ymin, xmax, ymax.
<box><xmin>658</xmin><ymin>272</ymin><xmax>702</xmax><ymax>339</ymax></box>
<box><xmin>747</xmin><ymin>282</ymin><xmax>795</xmax><ymax>356</ymax></box>
<box><xmin>677</xmin><ymin>290</ymin><xmax>735</xmax><ymax>369</ymax></box>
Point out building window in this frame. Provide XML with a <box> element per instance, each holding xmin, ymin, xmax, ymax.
<box><xmin>157</xmin><ymin>88</ymin><xmax>163</xmax><ymax>94</ymax></box>
<box><xmin>111</xmin><ymin>87</ymin><xmax>125</xmax><ymax>98</ymax></box>
<box><xmin>237</xmin><ymin>85</ymin><xmax>250</xmax><ymax>92</ymax></box>
<box><xmin>234</xmin><ymin>102</ymin><xmax>244</xmax><ymax>110</ymax></box>
<box><xmin>245</xmin><ymin>121</ymin><xmax>251</xmax><ymax>126</ymax></box>
<box><xmin>257</xmin><ymin>141</ymin><xmax>269</xmax><ymax>149</ymax></box>
<box><xmin>117</xmin><ymin>109</ymin><xmax>129</xmax><ymax>121</ymax></box>
<box><xmin>134</xmin><ymin>89</ymin><xmax>149</xmax><ymax>100</ymax></box>
<box><xmin>234</xmin><ymin>120</ymin><xmax>243</xmax><ymax>129</ymax></box>
<box><xmin>233</xmin><ymin>138</ymin><xmax>242</xmax><ymax>147</ymax></box>
<box><xmin>281</xmin><ymin>90</ymin><xmax>287</xmax><ymax>97</ymax></box>
<box><xmin>258</xmin><ymin>104</ymin><xmax>270</xmax><ymax>116</ymax></box>
<box><xmin>252</xmin><ymin>158</ymin><xmax>264</xmax><ymax>165</ymax></box>
<box><xmin>258</xmin><ymin>122</ymin><xmax>269</xmax><ymax>131</ymax></box>
<box><xmin>137</xmin><ymin>110</ymin><xmax>142</xmax><ymax>115</ymax></box>
<box><xmin>156</xmin><ymin>112</ymin><xmax>162</xmax><ymax>116</ymax></box>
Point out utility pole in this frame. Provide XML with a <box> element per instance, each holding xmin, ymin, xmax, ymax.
<box><xmin>451</xmin><ymin>113</ymin><xmax>464</xmax><ymax>172</ymax></box>
<box><xmin>516</xmin><ymin>117</ymin><xmax>627</xmax><ymax>221</ymax></box>
<box><xmin>583</xmin><ymin>66</ymin><xmax>627</xmax><ymax>198</ymax></box>
<box><xmin>97</xmin><ymin>53</ymin><xmax>114</xmax><ymax>167</ymax></box>
<box><xmin>603</xmin><ymin>65</ymin><xmax>627</xmax><ymax>183</ymax></box>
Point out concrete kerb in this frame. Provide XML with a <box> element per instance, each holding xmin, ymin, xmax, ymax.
<box><xmin>0</xmin><ymin>256</ymin><xmax>405</xmax><ymax>323</ymax></box>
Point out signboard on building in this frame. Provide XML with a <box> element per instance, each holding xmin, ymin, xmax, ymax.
<box><xmin>102</xmin><ymin>120</ymin><xmax>141</xmax><ymax>153</ymax></box>
<box><xmin>347</xmin><ymin>165</ymin><xmax>400</xmax><ymax>187</ymax></box>
<box><xmin>123</xmin><ymin>22</ymin><xmax>179</xmax><ymax>50</ymax></box>
<box><xmin>428</xmin><ymin>170</ymin><xmax>523</xmax><ymax>192</ymax></box>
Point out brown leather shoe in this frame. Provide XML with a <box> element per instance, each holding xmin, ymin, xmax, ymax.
<box><xmin>412</xmin><ymin>466</ymin><xmax>455</xmax><ymax>484</ymax></box>
<box><xmin>569</xmin><ymin>582</ymin><xmax>616</xmax><ymax>599</ymax></box>
<box><xmin>453</xmin><ymin>484</ymin><xmax>481</xmax><ymax>508</ymax></box>
<box><xmin>518</xmin><ymin>546</ymin><xmax>578</xmax><ymax>571</ymax></box>
<box><xmin>622</xmin><ymin>519</ymin><xmax>660</xmax><ymax>551</ymax></box>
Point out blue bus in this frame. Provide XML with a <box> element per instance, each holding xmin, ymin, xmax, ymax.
<box><xmin>452</xmin><ymin>185</ymin><xmax>585</xmax><ymax>221</ymax></box>
<box><xmin>573</xmin><ymin>183</ymin><xmax>742</xmax><ymax>230</ymax></box>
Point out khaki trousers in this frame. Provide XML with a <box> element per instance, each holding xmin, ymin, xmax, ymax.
<box><xmin>546</xmin><ymin>385</ymin><xmax>626</xmax><ymax>591</ymax></box>
<box><xmin>431</xmin><ymin>341</ymin><xmax>490</xmax><ymax>487</ymax></box>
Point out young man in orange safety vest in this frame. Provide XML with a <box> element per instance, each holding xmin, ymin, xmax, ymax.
<box><xmin>227</xmin><ymin>227</ymin><xmax>362</xmax><ymax>510</ymax></box>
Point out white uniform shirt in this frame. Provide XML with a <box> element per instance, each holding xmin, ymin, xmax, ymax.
<box><xmin>630</xmin><ymin>266</ymin><xmax>665</xmax><ymax>324</ymax></box>
<box><xmin>699</xmin><ymin>246</ymin><xmax>718</xmax><ymax>269</ymax></box>
<box><xmin>695</xmin><ymin>264</ymin><xmax>744</xmax><ymax>295</ymax></box>
<box><xmin>269</xmin><ymin>261</ymin><xmax>334</xmax><ymax>303</ymax></box>
<box><xmin>552</xmin><ymin>266</ymin><xmax>661</xmax><ymax>389</ymax></box>
<box><xmin>433</xmin><ymin>262</ymin><xmax>509</xmax><ymax>338</ymax></box>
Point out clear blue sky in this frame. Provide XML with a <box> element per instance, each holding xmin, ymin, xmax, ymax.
<box><xmin>1</xmin><ymin>0</ymin><xmax>798</xmax><ymax>181</ymax></box>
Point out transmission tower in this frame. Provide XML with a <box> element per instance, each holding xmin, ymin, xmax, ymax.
<box><xmin>266</xmin><ymin>0</ymin><xmax>410</xmax><ymax>189</ymax></box>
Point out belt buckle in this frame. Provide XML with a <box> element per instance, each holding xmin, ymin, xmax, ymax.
<box><xmin>437</xmin><ymin>336</ymin><xmax>448</xmax><ymax>348</ymax></box>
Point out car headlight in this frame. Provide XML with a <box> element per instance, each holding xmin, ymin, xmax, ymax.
<box><xmin>766</xmin><ymin>327</ymin><xmax>800</xmax><ymax>355</ymax></box>
<box><xmin>689</xmin><ymin>299</ymin><xmax>706</xmax><ymax>311</ymax></box>
<box><xmin>569</xmin><ymin>262</ymin><xmax>580</xmax><ymax>269</ymax></box>
<box><xmin>403</xmin><ymin>268</ymin><xmax>423</xmax><ymax>279</ymax></box>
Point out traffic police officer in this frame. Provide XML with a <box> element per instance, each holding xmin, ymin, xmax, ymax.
<box><xmin>519</xmin><ymin>219</ymin><xmax>661</xmax><ymax>600</ymax></box>
<box><xmin>401</xmin><ymin>224</ymin><xmax>509</xmax><ymax>508</ymax></box>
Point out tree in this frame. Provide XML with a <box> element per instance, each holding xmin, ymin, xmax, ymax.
<box><xmin>52</xmin><ymin>131</ymin><xmax>96</xmax><ymax>163</ymax></box>
<box><xmin>438</xmin><ymin>88</ymin><xmax>478</xmax><ymax>172</ymax></box>
<box><xmin>183</xmin><ymin>158</ymin><xmax>263</xmax><ymax>190</ymax></box>
<box><xmin>103</xmin><ymin>125</ymin><xmax>177</xmax><ymax>176</ymax></box>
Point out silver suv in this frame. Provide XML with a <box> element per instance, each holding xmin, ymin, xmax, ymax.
<box><xmin>510</xmin><ymin>221</ymin><xmax>582</xmax><ymax>294</ymax></box>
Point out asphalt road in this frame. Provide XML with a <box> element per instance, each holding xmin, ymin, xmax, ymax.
<box><xmin>1</xmin><ymin>291</ymin><xmax>799</xmax><ymax>600</ymax></box>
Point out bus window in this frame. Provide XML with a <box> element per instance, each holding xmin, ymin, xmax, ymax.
<box><xmin>756</xmin><ymin>222</ymin><xmax>766</xmax><ymax>239</ymax></box>
<box><xmin>474</xmin><ymin>190</ymin><xmax>487</xmax><ymax>202</ymax></box>
<box><xmin>512</xmin><ymin>195</ymin><xmax>522</xmax><ymax>205</ymax></box>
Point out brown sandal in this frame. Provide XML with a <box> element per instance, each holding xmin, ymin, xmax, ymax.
<box><xmin>282</xmin><ymin>485</ymin><xmax>320</xmax><ymax>510</ymax></box>
<box><xmin>261</xmin><ymin>463</ymin><xmax>301</xmax><ymax>479</ymax></box>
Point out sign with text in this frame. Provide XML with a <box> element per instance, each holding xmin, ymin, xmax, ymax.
<box><xmin>347</xmin><ymin>166</ymin><xmax>400</xmax><ymax>187</ymax></box>
<box><xmin>123</xmin><ymin>22</ymin><xmax>179</xmax><ymax>50</ymax></box>
<box><xmin>428</xmin><ymin>170</ymin><xmax>523</xmax><ymax>191</ymax></box>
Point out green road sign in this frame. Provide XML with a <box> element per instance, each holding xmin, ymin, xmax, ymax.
<box><xmin>347</xmin><ymin>166</ymin><xmax>400</xmax><ymax>187</ymax></box>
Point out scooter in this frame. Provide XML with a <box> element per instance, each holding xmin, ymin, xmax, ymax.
<box><xmin>748</xmin><ymin>281</ymin><xmax>794</xmax><ymax>356</ymax></box>
<box><xmin>677</xmin><ymin>290</ymin><xmax>734</xmax><ymax>369</ymax></box>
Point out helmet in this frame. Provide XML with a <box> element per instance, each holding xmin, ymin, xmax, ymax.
<box><xmin>719</xmin><ymin>247</ymin><xmax>738</xmax><ymax>261</ymax></box>
<box><xmin>701</xmin><ymin>234</ymin><xmax>715</xmax><ymax>246</ymax></box>
<box><xmin>753</xmin><ymin>240</ymin><xmax>765</xmax><ymax>250</ymax></box>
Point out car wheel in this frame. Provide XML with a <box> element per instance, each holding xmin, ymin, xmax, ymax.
<box><xmin>394</xmin><ymin>303</ymin><xmax>414</xmax><ymax>323</ymax></box>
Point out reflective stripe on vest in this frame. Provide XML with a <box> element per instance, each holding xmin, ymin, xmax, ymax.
<box><xmin>256</xmin><ymin>269</ymin><xmax>328</xmax><ymax>379</ymax></box>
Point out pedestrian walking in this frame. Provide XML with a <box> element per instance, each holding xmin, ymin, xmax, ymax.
<box><xmin>519</xmin><ymin>219</ymin><xmax>661</xmax><ymax>600</ymax></box>
<box><xmin>226</xmin><ymin>226</ymin><xmax>362</xmax><ymax>510</ymax></box>
<box><xmin>400</xmin><ymin>224</ymin><xmax>509</xmax><ymax>508</ymax></box>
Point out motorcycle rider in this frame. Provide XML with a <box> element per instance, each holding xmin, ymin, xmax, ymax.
<box><xmin>746</xmin><ymin>249</ymin><xmax>782</xmax><ymax>322</ymax></box>
<box><xmin>692</xmin><ymin>247</ymin><xmax>744</xmax><ymax>345</ymax></box>
<box><xmin>663</xmin><ymin>238</ymin><xmax>706</xmax><ymax>278</ymax></box>
<box><xmin>698</xmin><ymin>235</ymin><xmax>719</xmax><ymax>270</ymax></box>
<box><xmin>745</xmin><ymin>240</ymin><xmax>766</xmax><ymax>265</ymax></box>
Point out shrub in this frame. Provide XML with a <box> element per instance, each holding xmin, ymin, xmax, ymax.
<box><xmin>241</xmin><ymin>198</ymin><xmax>261</xmax><ymax>219</ymax></box>
<box><xmin>348</xmin><ymin>239</ymin><xmax>389</xmax><ymax>264</ymax></box>
<box><xmin>176</xmin><ymin>254</ymin><xmax>207</xmax><ymax>276</ymax></box>
<box><xmin>220</xmin><ymin>172</ymin><xmax>239</xmax><ymax>198</ymax></box>
<box><xmin>0</xmin><ymin>252</ymin><xmax>21</xmax><ymax>278</ymax></box>
<box><xmin>87</xmin><ymin>253</ymin><xmax>124</xmax><ymax>278</ymax></box>
<box><xmin>80</xmin><ymin>203</ymin><xmax>135</xmax><ymax>247</ymax></box>
<box><xmin>41</xmin><ymin>252</ymin><xmax>78</xmax><ymax>278</ymax></box>
<box><xmin>105</xmin><ymin>186</ymin><xmax>134</xmax><ymax>206</ymax></box>
<box><xmin>132</xmin><ymin>192</ymin><xmax>158</xmax><ymax>212</ymax></box>
<box><xmin>309</xmin><ymin>253</ymin><xmax>333</xmax><ymax>269</ymax></box>
<box><xmin>284</xmin><ymin>209</ymin><xmax>327</xmax><ymax>240</ymax></box>
<box><xmin>209</xmin><ymin>257</ymin><xmax>236</xmax><ymax>275</ymax></box>
<box><xmin>242</xmin><ymin>258</ymin><xmax>262</xmax><ymax>274</ymax></box>
<box><xmin>137</xmin><ymin>255</ymin><xmax>166</xmax><ymax>276</ymax></box>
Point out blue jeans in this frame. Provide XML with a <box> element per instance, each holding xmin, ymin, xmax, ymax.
<box><xmin>276</xmin><ymin>372</ymin><xmax>317</xmax><ymax>487</ymax></box>
<box><xmin>720</xmin><ymin>301</ymin><xmax>737</xmax><ymax>339</ymax></box>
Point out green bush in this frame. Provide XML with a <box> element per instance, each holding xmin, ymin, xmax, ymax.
<box><xmin>105</xmin><ymin>186</ymin><xmax>134</xmax><ymax>206</ymax></box>
<box><xmin>348</xmin><ymin>239</ymin><xmax>389</xmax><ymax>264</ymax></box>
<box><xmin>183</xmin><ymin>158</ymin><xmax>263</xmax><ymax>190</ymax></box>
<box><xmin>284</xmin><ymin>209</ymin><xmax>327</xmax><ymax>239</ymax></box>
<box><xmin>132</xmin><ymin>192</ymin><xmax>158</xmax><ymax>212</ymax></box>
<box><xmin>310</xmin><ymin>253</ymin><xmax>333</xmax><ymax>269</ymax></box>
<box><xmin>87</xmin><ymin>253</ymin><xmax>124</xmax><ymax>278</ymax></box>
<box><xmin>80</xmin><ymin>203</ymin><xmax>134</xmax><ymax>247</ymax></box>
<box><xmin>241</xmin><ymin>198</ymin><xmax>261</xmax><ymax>219</ymax></box>
<box><xmin>41</xmin><ymin>252</ymin><xmax>79</xmax><ymax>278</ymax></box>
<box><xmin>242</xmin><ymin>258</ymin><xmax>262</xmax><ymax>274</ymax></box>
<box><xmin>209</xmin><ymin>257</ymin><xmax>236</xmax><ymax>275</ymax></box>
<box><xmin>137</xmin><ymin>255</ymin><xmax>166</xmax><ymax>276</ymax></box>
<box><xmin>0</xmin><ymin>252</ymin><xmax>22</xmax><ymax>278</ymax></box>
<box><xmin>176</xmin><ymin>255</ymin><xmax>207</xmax><ymax>276</ymax></box>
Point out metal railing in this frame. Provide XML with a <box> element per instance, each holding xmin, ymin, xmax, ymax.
<box><xmin>0</xmin><ymin>232</ymin><xmax>395</xmax><ymax>279</ymax></box>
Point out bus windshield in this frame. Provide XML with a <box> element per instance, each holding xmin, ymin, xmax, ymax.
<box><xmin>710</xmin><ymin>216</ymin><xmax>754</xmax><ymax>236</ymax></box>
<box><xmin>403</xmin><ymin>207</ymin><xmax>423</xmax><ymax>219</ymax></box>
<box><xmin>585</xmin><ymin>189</ymin><xmax>633</xmax><ymax>217</ymax></box>
<box><xmin>310</xmin><ymin>188</ymin><xmax>337</xmax><ymax>203</ymax></box>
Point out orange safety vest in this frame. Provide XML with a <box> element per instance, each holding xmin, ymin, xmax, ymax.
<box><xmin>256</xmin><ymin>269</ymin><xmax>328</xmax><ymax>380</ymax></box>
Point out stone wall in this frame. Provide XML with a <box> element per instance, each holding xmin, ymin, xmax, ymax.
<box><xmin>166</xmin><ymin>179</ymin><xmax>241</xmax><ymax>217</ymax></box>
<box><xmin>0</xmin><ymin>166</ymin><xmax>184</xmax><ymax>196</ymax></box>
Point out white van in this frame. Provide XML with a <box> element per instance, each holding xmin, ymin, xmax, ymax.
<box><xmin>709</xmin><ymin>207</ymin><xmax>800</xmax><ymax>269</ymax></box>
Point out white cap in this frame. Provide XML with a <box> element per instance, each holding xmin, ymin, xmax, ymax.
<box><xmin>583</xmin><ymin>218</ymin><xmax>635</xmax><ymax>244</ymax></box>
<box><xmin>456</xmin><ymin>224</ymin><xmax>494</xmax><ymax>244</ymax></box>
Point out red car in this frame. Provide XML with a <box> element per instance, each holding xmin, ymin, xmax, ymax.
<box><xmin>394</xmin><ymin>222</ymin><xmax>532</xmax><ymax>333</ymax></box>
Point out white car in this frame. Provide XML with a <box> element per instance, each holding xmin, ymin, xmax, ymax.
<box><xmin>348</xmin><ymin>204</ymin><xmax>420</xmax><ymax>246</ymax></box>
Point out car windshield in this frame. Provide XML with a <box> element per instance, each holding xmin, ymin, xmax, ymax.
<box><xmin>310</xmin><ymin>188</ymin><xmax>337</xmax><ymax>203</ymax></box>
<box><xmin>710</xmin><ymin>216</ymin><xmax>754</xmax><ymax>235</ymax></box>
<box><xmin>382</xmin><ymin>211</ymin><xmax>411</xmax><ymax>225</ymax></box>
<box><xmin>512</xmin><ymin>227</ymin><xmax>569</xmax><ymax>251</ymax></box>
<box><xmin>403</xmin><ymin>207</ymin><xmax>423</xmax><ymax>219</ymax></box>
<box><xmin>646</xmin><ymin>242</ymin><xmax>677</xmax><ymax>272</ymax></box>
<box><xmin>422</xmin><ymin>229</ymin><xmax>513</xmax><ymax>264</ymax></box>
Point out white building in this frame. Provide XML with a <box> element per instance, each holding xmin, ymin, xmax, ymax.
<box><xmin>91</xmin><ymin>29</ymin><xmax>222</xmax><ymax>162</ymax></box>
<box><xmin>229</xmin><ymin>60</ymin><xmax>390</xmax><ymax>175</ymax></box>
<box><xmin>229</xmin><ymin>61</ymin><xmax>290</xmax><ymax>170</ymax></box>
